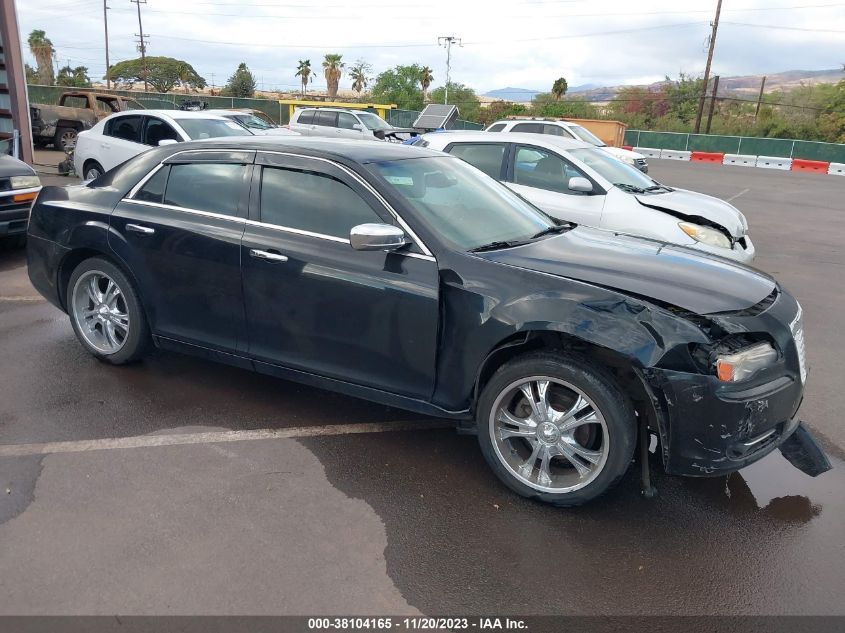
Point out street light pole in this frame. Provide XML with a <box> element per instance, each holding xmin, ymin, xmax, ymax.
<box><xmin>438</xmin><ymin>36</ymin><xmax>461</xmax><ymax>105</ymax></box>
<box><xmin>103</xmin><ymin>0</ymin><xmax>111</xmax><ymax>89</ymax></box>
<box><xmin>130</xmin><ymin>0</ymin><xmax>148</xmax><ymax>92</ymax></box>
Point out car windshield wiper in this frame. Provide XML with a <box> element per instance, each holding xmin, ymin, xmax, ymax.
<box><xmin>468</xmin><ymin>239</ymin><xmax>532</xmax><ymax>253</ymax></box>
<box><xmin>531</xmin><ymin>224</ymin><xmax>573</xmax><ymax>239</ymax></box>
<box><xmin>613</xmin><ymin>182</ymin><xmax>646</xmax><ymax>194</ymax></box>
<box><xmin>644</xmin><ymin>184</ymin><xmax>674</xmax><ymax>193</ymax></box>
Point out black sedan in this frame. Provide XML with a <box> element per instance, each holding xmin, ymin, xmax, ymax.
<box><xmin>25</xmin><ymin>137</ymin><xmax>826</xmax><ymax>506</ymax></box>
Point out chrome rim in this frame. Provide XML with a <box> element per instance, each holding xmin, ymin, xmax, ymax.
<box><xmin>85</xmin><ymin>167</ymin><xmax>102</xmax><ymax>180</ymax></box>
<box><xmin>489</xmin><ymin>376</ymin><xmax>609</xmax><ymax>493</ymax></box>
<box><xmin>60</xmin><ymin>130</ymin><xmax>77</xmax><ymax>149</ymax></box>
<box><xmin>71</xmin><ymin>271</ymin><xmax>130</xmax><ymax>354</ymax></box>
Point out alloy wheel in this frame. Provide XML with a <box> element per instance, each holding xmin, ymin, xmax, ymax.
<box><xmin>71</xmin><ymin>270</ymin><xmax>130</xmax><ymax>354</ymax></box>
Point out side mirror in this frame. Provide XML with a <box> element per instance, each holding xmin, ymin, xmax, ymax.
<box><xmin>352</xmin><ymin>123</ymin><xmax>363</xmax><ymax>131</ymax></box>
<box><xmin>158</xmin><ymin>138</ymin><xmax>178</xmax><ymax>146</ymax></box>
<box><xmin>350</xmin><ymin>223</ymin><xmax>406</xmax><ymax>252</ymax></box>
<box><xmin>568</xmin><ymin>176</ymin><xmax>593</xmax><ymax>193</ymax></box>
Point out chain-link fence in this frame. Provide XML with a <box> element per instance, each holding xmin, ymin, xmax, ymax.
<box><xmin>623</xmin><ymin>130</ymin><xmax>845</xmax><ymax>163</ymax></box>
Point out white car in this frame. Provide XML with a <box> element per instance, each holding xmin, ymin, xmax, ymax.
<box><xmin>206</xmin><ymin>109</ymin><xmax>300</xmax><ymax>136</ymax></box>
<box><xmin>420</xmin><ymin>132</ymin><xmax>755</xmax><ymax>263</ymax></box>
<box><xmin>485</xmin><ymin>119</ymin><xmax>648</xmax><ymax>172</ymax></box>
<box><xmin>289</xmin><ymin>107</ymin><xmax>405</xmax><ymax>141</ymax></box>
<box><xmin>74</xmin><ymin>110</ymin><xmax>253</xmax><ymax>180</ymax></box>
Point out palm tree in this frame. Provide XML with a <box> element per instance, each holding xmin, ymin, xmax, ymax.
<box><xmin>420</xmin><ymin>66</ymin><xmax>434</xmax><ymax>103</ymax></box>
<box><xmin>349</xmin><ymin>60</ymin><xmax>371</xmax><ymax>98</ymax></box>
<box><xmin>28</xmin><ymin>30</ymin><xmax>56</xmax><ymax>85</ymax></box>
<box><xmin>552</xmin><ymin>77</ymin><xmax>568</xmax><ymax>101</ymax></box>
<box><xmin>322</xmin><ymin>53</ymin><xmax>344</xmax><ymax>100</ymax></box>
<box><xmin>295</xmin><ymin>59</ymin><xmax>312</xmax><ymax>97</ymax></box>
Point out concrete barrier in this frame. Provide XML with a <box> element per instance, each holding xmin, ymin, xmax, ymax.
<box><xmin>723</xmin><ymin>154</ymin><xmax>757</xmax><ymax>167</ymax></box>
<box><xmin>756</xmin><ymin>156</ymin><xmax>792</xmax><ymax>170</ymax></box>
<box><xmin>633</xmin><ymin>147</ymin><xmax>661</xmax><ymax>159</ymax></box>
<box><xmin>828</xmin><ymin>162</ymin><xmax>845</xmax><ymax>176</ymax></box>
<box><xmin>660</xmin><ymin>149</ymin><xmax>691</xmax><ymax>161</ymax></box>
<box><xmin>791</xmin><ymin>158</ymin><xmax>830</xmax><ymax>173</ymax></box>
<box><xmin>690</xmin><ymin>151</ymin><xmax>724</xmax><ymax>163</ymax></box>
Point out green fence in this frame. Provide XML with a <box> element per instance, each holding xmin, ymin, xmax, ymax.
<box><xmin>623</xmin><ymin>130</ymin><xmax>845</xmax><ymax>163</ymax></box>
<box><xmin>27</xmin><ymin>85</ymin><xmax>484</xmax><ymax>130</ymax></box>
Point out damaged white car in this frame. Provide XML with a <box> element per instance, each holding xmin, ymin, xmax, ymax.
<box><xmin>419</xmin><ymin>132</ymin><xmax>755</xmax><ymax>263</ymax></box>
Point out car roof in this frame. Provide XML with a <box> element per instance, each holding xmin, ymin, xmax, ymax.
<box><xmin>153</xmin><ymin>136</ymin><xmax>446</xmax><ymax>163</ymax></box>
<box><xmin>492</xmin><ymin>119</ymin><xmax>578</xmax><ymax>127</ymax></box>
<box><xmin>109</xmin><ymin>109</ymin><xmax>231</xmax><ymax>120</ymax></box>
<box><xmin>422</xmin><ymin>131</ymin><xmax>593</xmax><ymax>151</ymax></box>
<box><xmin>295</xmin><ymin>107</ymin><xmax>361</xmax><ymax>114</ymax></box>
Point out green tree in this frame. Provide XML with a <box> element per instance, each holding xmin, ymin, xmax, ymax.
<box><xmin>420</xmin><ymin>66</ymin><xmax>434</xmax><ymax>102</ymax></box>
<box><xmin>349</xmin><ymin>60</ymin><xmax>371</xmax><ymax>98</ymax></box>
<box><xmin>323</xmin><ymin>54</ymin><xmax>344</xmax><ymax>99</ymax></box>
<box><xmin>25</xmin><ymin>63</ymin><xmax>39</xmax><ymax>84</ymax></box>
<box><xmin>57</xmin><ymin>65</ymin><xmax>91</xmax><ymax>88</ymax></box>
<box><xmin>371</xmin><ymin>64</ymin><xmax>426</xmax><ymax>110</ymax></box>
<box><xmin>478</xmin><ymin>100</ymin><xmax>528</xmax><ymax>126</ymax></box>
<box><xmin>222</xmin><ymin>62</ymin><xmax>257</xmax><ymax>98</ymax></box>
<box><xmin>551</xmin><ymin>77</ymin><xmax>568</xmax><ymax>101</ymax></box>
<box><xmin>663</xmin><ymin>73</ymin><xmax>704</xmax><ymax>124</ymax></box>
<box><xmin>27</xmin><ymin>30</ymin><xmax>55</xmax><ymax>85</ymax></box>
<box><xmin>108</xmin><ymin>57</ymin><xmax>206</xmax><ymax>93</ymax></box>
<box><xmin>430</xmin><ymin>82</ymin><xmax>481</xmax><ymax>122</ymax></box>
<box><xmin>295</xmin><ymin>60</ymin><xmax>313</xmax><ymax>97</ymax></box>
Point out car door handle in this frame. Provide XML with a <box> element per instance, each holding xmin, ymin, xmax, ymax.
<box><xmin>126</xmin><ymin>223</ymin><xmax>155</xmax><ymax>235</ymax></box>
<box><xmin>250</xmin><ymin>249</ymin><xmax>288</xmax><ymax>263</ymax></box>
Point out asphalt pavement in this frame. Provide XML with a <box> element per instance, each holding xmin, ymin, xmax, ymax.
<box><xmin>1</xmin><ymin>156</ymin><xmax>843</xmax><ymax>616</ymax></box>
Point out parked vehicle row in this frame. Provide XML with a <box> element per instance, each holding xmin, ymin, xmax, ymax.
<box><xmin>27</xmin><ymin>136</ymin><xmax>823</xmax><ymax>507</ymax></box>
<box><xmin>418</xmin><ymin>132</ymin><xmax>755</xmax><ymax>263</ymax></box>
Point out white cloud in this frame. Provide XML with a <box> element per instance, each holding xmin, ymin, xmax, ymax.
<box><xmin>16</xmin><ymin>0</ymin><xmax>845</xmax><ymax>94</ymax></box>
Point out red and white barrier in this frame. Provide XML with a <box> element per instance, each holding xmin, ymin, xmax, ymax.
<box><xmin>829</xmin><ymin>163</ymin><xmax>845</xmax><ymax>176</ymax></box>
<box><xmin>791</xmin><ymin>159</ymin><xmax>829</xmax><ymax>173</ymax></box>
<box><xmin>660</xmin><ymin>149</ymin><xmax>691</xmax><ymax>161</ymax></box>
<box><xmin>755</xmin><ymin>156</ymin><xmax>792</xmax><ymax>170</ymax></box>
<box><xmin>723</xmin><ymin>154</ymin><xmax>757</xmax><ymax>167</ymax></box>
<box><xmin>690</xmin><ymin>151</ymin><xmax>724</xmax><ymax>163</ymax></box>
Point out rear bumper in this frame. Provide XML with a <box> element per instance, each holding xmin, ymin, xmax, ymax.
<box><xmin>645</xmin><ymin>367</ymin><xmax>805</xmax><ymax>476</ymax></box>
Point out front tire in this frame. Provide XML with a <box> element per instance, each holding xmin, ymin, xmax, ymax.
<box><xmin>476</xmin><ymin>351</ymin><xmax>636</xmax><ymax>507</ymax></box>
<box><xmin>83</xmin><ymin>161</ymin><xmax>104</xmax><ymax>181</ymax></box>
<box><xmin>67</xmin><ymin>257</ymin><xmax>151</xmax><ymax>364</ymax></box>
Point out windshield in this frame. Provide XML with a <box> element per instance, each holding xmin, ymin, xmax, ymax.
<box><xmin>233</xmin><ymin>114</ymin><xmax>274</xmax><ymax>130</ymax></box>
<box><xmin>569</xmin><ymin>147</ymin><xmax>655</xmax><ymax>190</ymax></box>
<box><xmin>568</xmin><ymin>125</ymin><xmax>605</xmax><ymax>147</ymax></box>
<box><xmin>369</xmin><ymin>156</ymin><xmax>554</xmax><ymax>251</ymax></box>
<box><xmin>358</xmin><ymin>112</ymin><xmax>392</xmax><ymax>131</ymax></box>
<box><xmin>174</xmin><ymin>118</ymin><xmax>253</xmax><ymax>140</ymax></box>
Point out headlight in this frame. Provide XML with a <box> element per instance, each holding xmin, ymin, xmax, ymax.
<box><xmin>10</xmin><ymin>175</ymin><xmax>41</xmax><ymax>190</ymax></box>
<box><xmin>715</xmin><ymin>342</ymin><xmax>778</xmax><ymax>382</ymax></box>
<box><xmin>679</xmin><ymin>222</ymin><xmax>731</xmax><ymax>249</ymax></box>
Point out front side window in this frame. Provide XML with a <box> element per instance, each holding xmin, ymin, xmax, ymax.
<box><xmin>447</xmin><ymin>143</ymin><xmax>506</xmax><ymax>179</ymax></box>
<box><xmin>172</xmin><ymin>118</ymin><xmax>251</xmax><ymax>140</ymax></box>
<box><xmin>105</xmin><ymin>115</ymin><xmax>143</xmax><ymax>143</ymax></box>
<box><xmin>357</xmin><ymin>112</ymin><xmax>391</xmax><ymax>131</ymax></box>
<box><xmin>513</xmin><ymin>146</ymin><xmax>589</xmax><ymax>194</ymax></box>
<box><xmin>163</xmin><ymin>163</ymin><xmax>245</xmax><ymax>216</ymax></box>
<box><xmin>543</xmin><ymin>124</ymin><xmax>568</xmax><ymax>137</ymax></box>
<box><xmin>260</xmin><ymin>167</ymin><xmax>383</xmax><ymax>239</ymax></box>
<box><xmin>569</xmin><ymin>147</ymin><xmax>655</xmax><ymax>190</ymax></box>
<box><xmin>568</xmin><ymin>125</ymin><xmax>606</xmax><ymax>147</ymax></box>
<box><xmin>143</xmin><ymin>117</ymin><xmax>179</xmax><ymax>146</ymax></box>
<box><xmin>337</xmin><ymin>112</ymin><xmax>358</xmax><ymax>130</ymax></box>
<box><xmin>134</xmin><ymin>166</ymin><xmax>169</xmax><ymax>203</ymax></box>
<box><xmin>368</xmin><ymin>156</ymin><xmax>552</xmax><ymax>251</ymax></box>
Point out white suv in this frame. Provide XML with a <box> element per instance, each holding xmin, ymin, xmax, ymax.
<box><xmin>289</xmin><ymin>107</ymin><xmax>403</xmax><ymax>141</ymax></box>
<box><xmin>485</xmin><ymin>119</ymin><xmax>648</xmax><ymax>172</ymax></box>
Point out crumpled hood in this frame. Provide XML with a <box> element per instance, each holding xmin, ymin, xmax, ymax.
<box><xmin>478</xmin><ymin>226</ymin><xmax>775</xmax><ymax>314</ymax></box>
<box><xmin>635</xmin><ymin>188</ymin><xmax>748</xmax><ymax>237</ymax></box>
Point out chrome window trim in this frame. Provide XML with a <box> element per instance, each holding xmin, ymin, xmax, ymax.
<box><xmin>125</xmin><ymin>147</ymin><xmax>436</xmax><ymax>258</ymax></box>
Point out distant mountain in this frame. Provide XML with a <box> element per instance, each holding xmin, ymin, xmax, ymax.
<box><xmin>568</xmin><ymin>83</ymin><xmax>601</xmax><ymax>93</ymax></box>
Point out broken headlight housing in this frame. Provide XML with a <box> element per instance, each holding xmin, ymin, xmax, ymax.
<box><xmin>679</xmin><ymin>222</ymin><xmax>731</xmax><ymax>249</ymax></box>
<box><xmin>715</xmin><ymin>342</ymin><xmax>778</xmax><ymax>382</ymax></box>
<box><xmin>9</xmin><ymin>175</ymin><xmax>41</xmax><ymax>190</ymax></box>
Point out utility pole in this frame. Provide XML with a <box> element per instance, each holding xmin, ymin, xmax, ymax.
<box><xmin>103</xmin><ymin>1</ymin><xmax>111</xmax><ymax>89</ymax></box>
<box><xmin>438</xmin><ymin>36</ymin><xmax>461</xmax><ymax>105</ymax></box>
<box><xmin>694</xmin><ymin>0</ymin><xmax>722</xmax><ymax>133</ymax></box>
<box><xmin>130</xmin><ymin>0</ymin><xmax>148</xmax><ymax>92</ymax></box>
<box><xmin>754</xmin><ymin>76</ymin><xmax>767</xmax><ymax>121</ymax></box>
<box><xmin>704</xmin><ymin>75</ymin><xmax>720</xmax><ymax>134</ymax></box>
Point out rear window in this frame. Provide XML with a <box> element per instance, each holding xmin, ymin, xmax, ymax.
<box><xmin>163</xmin><ymin>163</ymin><xmax>245</xmax><ymax>216</ymax></box>
<box><xmin>173</xmin><ymin>118</ymin><xmax>251</xmax><ymax>140</ymax></box>
<box><xmin>512</xmin><ymin>122</ymin><xmax>543</xmax><ymax>134</ymax></box>
<box><xmin>487</xmin><ymin>123</ymin><xmax>506</xmax><ymax>132</ymax></box>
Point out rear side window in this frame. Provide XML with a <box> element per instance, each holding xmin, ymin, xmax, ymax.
<box><xmin>512</xmin><ymin>122</ymin><xmax>543</xmax><ymax>134</ymax></box>
<box><xmin>447</xmin><ymin>143</ymin><xmax>506</xmax><ymax>179</ymax></box>
<box><xmin>314</xmin><ymin>111</ymin><xmax>338</xmax><ymax>127</ymax></box>
<box><xmin>297</xmin><ymin>110</ymin><xmax>315</xmax><ymax>125</ymax></box>
<box><xmin>163</xmin><ymin>163</ymin><xmax>245</xmax><ymax>216</ymax></box>
<box><xmin>487</xmin><ymin>123</ymin><xmax>506</xmax><ymax>132</ymax></box>
<box><xmin>134</xmin><ymin>166</ymin><xmax>169</xmax><ymax>203</ymax></box>
<box><xmin>259</xmin><ymin>166</ymin><xmax>382</xmax><ymax>239</ymax></box>
<box><xmin>104</xmin><ymin>115</ymin><xmax>143</xmax><ymax>143</ymax></box>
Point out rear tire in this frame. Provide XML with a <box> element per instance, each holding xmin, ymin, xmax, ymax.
<box><xmin>67</xmin><ymin>257</ymin><xmax>151</xmax><ymax>364</ymax></box>
<box><xmin>476</xmin><ymin>351</ymin><xmax>636</xmax><ymax>507</ymax></box>
<box><xmin>54</xmin><ymin>127</ymin><xmax>78</xmax><ymax>151</ymax></box>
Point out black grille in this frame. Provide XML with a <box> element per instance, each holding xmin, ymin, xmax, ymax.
<box><xmin>0</xmin><ymin>178</ymin><xmax>10</xmax><ymax>193</ymax></box>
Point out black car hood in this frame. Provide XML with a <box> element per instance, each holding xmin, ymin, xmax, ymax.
<box><xmin>0</xmin><ymin>154</ymin><xmax>36</xmax><ymax>178</ymax></box>
<box><xmin>477</xmin><ymin>226</ymin><xmax>776</xmax><ymax>314</ymax></box>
